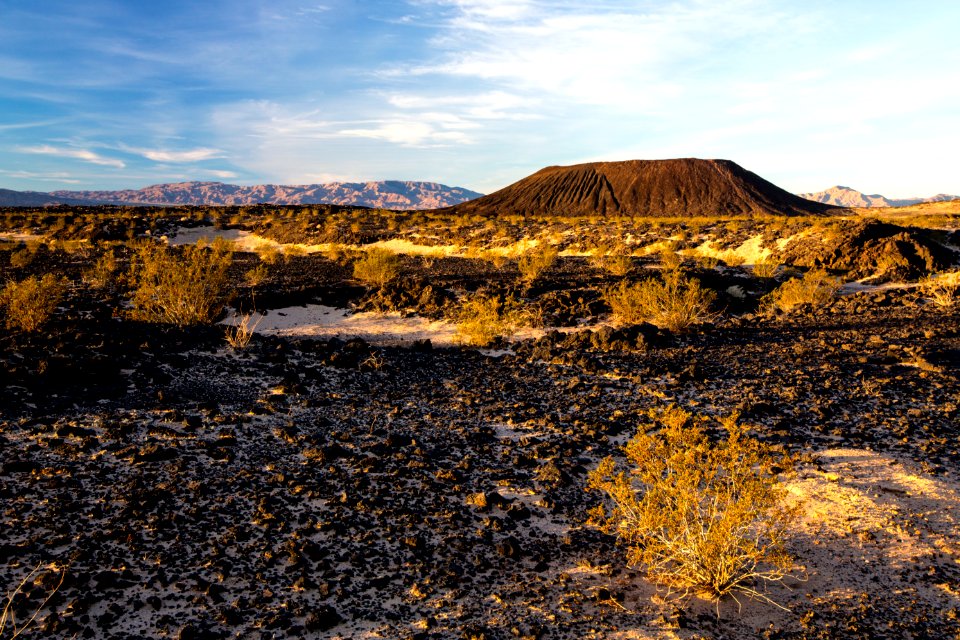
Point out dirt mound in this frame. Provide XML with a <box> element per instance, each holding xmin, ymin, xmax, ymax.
<box><xmin>438</xmin><ymin>159</ymin><xmax>836</xmax><ymax>218</ymax></box>
<box><xmin>781</xmin><ymin>219</ymin><xmax>958</xmax><ymax>279</ymax></box>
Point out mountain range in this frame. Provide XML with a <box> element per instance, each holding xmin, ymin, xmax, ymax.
<box><xmin>0</xmin><ymin>181</ymin><xmax>482</xmax><ymax>210</ymax></box>
<box><xmin>799</xmin><ymin>185</ymin><xmax>959</xmax><ymax>208</ymax></box>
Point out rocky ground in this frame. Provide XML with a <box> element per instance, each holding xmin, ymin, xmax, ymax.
<box><xmin>2</xmin><ymin>213</ymin><xmax>959</xmax><ymax>639</ymax></box>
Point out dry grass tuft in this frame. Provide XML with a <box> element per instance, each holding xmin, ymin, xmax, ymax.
<box><xmin>454</xmin><ymin>292</ymin><xmax>528</xmax><ymax>347</ymax></box>
<box><xmin>517</xmin><ymin>244</ymin><xmax>559</xmax><ymax>284</ymax></box>
<box><xmin>923</xmin><ymin>270</ymin><xmax>959</xmax><ymax>307</ymax></box>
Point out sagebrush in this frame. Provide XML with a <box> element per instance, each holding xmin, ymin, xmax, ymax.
<box><xmin>588</xmin><ymin>406</ymin><xmax>799</xmax><ymax>606</ymax></box>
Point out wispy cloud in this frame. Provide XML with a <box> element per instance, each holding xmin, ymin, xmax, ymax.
<box><xmin>124</xmin><ymin>146</ymin><xmax>225</xmax><ymax>163</ymax></box>
<box><xmin>206</xmin><ymin>169</ymin><xmax>239</xmax><ymax>179</ymax></box>
<box><xmin>339</xmin><ymin>120</ymin><xmax>471</xmax><ymax>146</ymax></box>
<box><xmin>19</xmin><ymin>144</ymin><xmax>125</xmax><ymax>169</ymax></box>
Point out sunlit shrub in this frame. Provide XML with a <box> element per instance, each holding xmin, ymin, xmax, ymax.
<box><xmin>128</xmin><ymin>240</ymin><xmax>233</xmax><ymax>326</ymax></box>
<box><xmin>353</xmin><ymin>247</ymin><xmax>401</xmax><ymax>288</ymax></box>
<box><xmin>765</xmin><ymin>268</ymin><xmax>839</xmax><ymax>312</ymax></box>
<box><xmin>1</xmin><ymin>273</ymin><xmax>68</xmax><ymax>332</ymax></box>
<box><xmin>604</xmin><ymin>270</ymin><xmax>716</xmax><ymax>331</ymax></box>
<box><xmin>588</xmin><ymin>406</ymin><xmax>798</xmax><ymax>605</ymax></box>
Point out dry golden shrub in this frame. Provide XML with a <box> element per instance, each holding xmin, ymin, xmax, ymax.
<box><xmin>353</xmin><ymin>247</ymin><xmax>401</xmax><ymax>288</ymax></box>
<box><xmin>923</xmin><ymin>270</ymin><xmax>959</xmax><ymax>307</ymax></box>
<box><xmin>0</xmin><ymin>273</ymin><xmax>68</xmax><ymax>332</ymax></box>
<box><xmin>765</xmin><ymin>268</ymin><xmax>839</xmax><ymax>312</ymax></box>
<box><xmin>588</xmin><ymin>406</ymin><xmax>799</xmax><ymax>606</ymax></box>
<box><xmin>517</xmin><ymin>244</ymin><xmax>559</xmax><ymax>284</ymax></box>
<box><xmin>604</xmin><ymin>270</ymin><xmax>716</xmax><ymax>331</ymax></box>
<box><xmin>454</xmin><ymin>292</ymin><xmax>527</xmax><ymax>347</ymax></box>
<box><xmin>128</xmin><ymin>240</ymin><xmax>233</xmax><ymax>326</ymax></box>
<box><xmin>751</xmin><ymin>259</ymin><xmax>780</xmax><ymax>278</ymax></box>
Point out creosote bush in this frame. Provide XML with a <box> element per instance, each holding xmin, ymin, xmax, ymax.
<box><xmin>128</xmin><ymin>239</ymin><xmax>233</xmax><ymax>326</ymax></box>
<box><xmin>517</xmin><ymin>244</ymin><xmax>559</xmax><ymax>284</ymax></box>
<box><xmin>454</xmin><ymin>292</ymin><xmax>527</xmax><ymax>347</ymax></box>
<box><xmin>353</xmin><ymin>247</ymin><xmax>401</xmax><ymax>288</ymax></box>
<box><xmin>0</xmin><ymin>273</ymin><xmax>68</xmax><ymax>332</ymax></box>
<box><xmin>605</xmin><ymin>269</ymin><xmax>716</xmax><ymax>332</ymax></box>
<box><xmin>588</xmin><ymin>406</ymin><xmax>799</xmax><ymax>606</ymax></box>
<box><xmin>765</xmin><ymin>268</ymin><xmax>839</xmax><ymax>312</ymax></box>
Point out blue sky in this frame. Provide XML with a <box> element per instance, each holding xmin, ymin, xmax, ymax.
<box><xmin>1</xmin><ymin>0</ymin><xmax>958</xmax><ymax>197</ymax></box>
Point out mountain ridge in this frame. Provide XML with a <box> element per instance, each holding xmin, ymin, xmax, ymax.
<box><xmin>799</xmin><ymin>185</ymin><xmax>960</xmax><ymax>208</ymax></box>
<box><xmin>0</xmin><ymin>180</ymin><xmax>482</xmax><ymax>210</ymax></box>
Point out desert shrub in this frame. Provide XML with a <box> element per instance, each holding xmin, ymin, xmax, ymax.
<box><xmin>517</xmin><ymin>244</ymin><xmax>559</xmax><ymax>284</ymax></box>
<box><xmin>244</xmin><ymin>263</ymin><xmax>269</xmax><ymax>287</ymax></box>
<box><xmin>8</xmin><ymin>244</ymin><xmax>35</xmax><ymax>269</ymax></box>
<box><xmin>588</xmin><ymin>406</ymin><xmax>798</xmax><ymax>605</ymax></box>
<box><xmin>353</xmin><ymin>247</ymin><xmax>401</xmax><ymax>288</ymax></box>
<box><xmin>128</xmin><ymin>240</ymin><xmax>233</xmax><ymax>326</ymax></box>
<box><xmin>257</xmin><ymin>245</ymin><xmax>283</xmax><ymax>265</ymax></box>
<box><xmin>0</xmin><ymin>273</ymin><xmax>68</xmax><ymax>332</ymax></box>
<box><xmin>590</xmin><ymin>243</ymin><xmax>633</xmax><ymax>276</ymax></box>
<box><xmin>922</xmin><ymin>270</ymin><xmax>959</xmax><ymax>307</ymax></box>
<box><xmin>0</xmin><ymin>561</ymin><xmax>66</xmax><ymax>639</ymax></box>
<box><xmin>765</xmin><ymin>268</ymin><xmax>839</xmax><ymax>312</ymax></box>
<box><xmin>751</xmin><ymin>259</ymin><xmax>780</xmax><ymax>278</ymax></box>
<box><xmin>82</xmin><ymin>249</ymin><xmax>117</xmax><ymax>288</ymax></box>
<box><xmin>454</xmin><ymin>292</ymin><xmax>527</xmax><ymax>347</ymax></box>
<box><xmin>695</xmin><ymin>254</ymin><xmax>721</xmax><ymax>271</ymax></box>
<box><xmin>658</xmin><ymin>247</ymin><xmax>682</xmax><ymax>271</ymax></box>
<box><xmin>605</xmin><ymin>270</ymin><xmax>716</xmax><ymax>331</ymax></box>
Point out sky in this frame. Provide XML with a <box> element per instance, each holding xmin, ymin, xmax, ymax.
<box><xmin>1</xmin><ymin>0</ymin><xmax>958</xmax><ymax>197</ymax></box>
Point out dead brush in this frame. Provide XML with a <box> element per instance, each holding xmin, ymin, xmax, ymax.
<box><xmin>588</xmin><ymin>407</ymin><xmax>800</xmax><ymax>610</ymax></box>
<box><xmin>1</xmin><ymin>561</ymin><xmax>66</xmax><ymax>639</ymax></box>
<box><xmin>225</xmin><ymin>312</ymin><xmax>262</xmax><ymax>349</ymax></box>
<box><xmin>922</xmin><ymin>270</ymin><xmax>959</xmax><ymax>307</ymax></box>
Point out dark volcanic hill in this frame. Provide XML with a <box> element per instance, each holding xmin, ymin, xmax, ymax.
<box><xmin>49</xmin><ymin>180</ymin><xmax>481</xmax><ymax>209</ymax></box>
<box><xmin>439</xmin><ymin>159</ymin><xmax>837</xmax><ymax>217</ymax></box>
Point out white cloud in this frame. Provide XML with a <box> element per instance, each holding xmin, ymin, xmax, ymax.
<box><xmin>206</xmin><ymin>169</ymin><xmax>239</xmax><ymax>179</ymax></box>
<box><xmin>19</xmin><ymin>144</ymin><xmax>125</xmax><ymax>168</ymax></box>
<box><xmin>136</xmin><ymin>147</ymin><xmax>224</xmax><ymax>163</ymax></box>
<box><xmin>339</xmin><ymin>121</ymin><xmax>471</xmax><ymax>146</ymax></box>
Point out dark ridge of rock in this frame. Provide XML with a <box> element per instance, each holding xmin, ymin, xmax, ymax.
<box><xmin>437</xmin><ymin>159</ymin><xmax>837</xmax><ymax>218</ymax></box>
<box><xmin>780</xmin><ymin>219</ymin><xmax>958</xmax><ymax>280</ymax></box>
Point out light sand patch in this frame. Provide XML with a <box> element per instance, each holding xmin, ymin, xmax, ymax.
<box><xmin>687</xmin><ymin>233</ymin><xmax>773</xmax><ymax>265</ymax></box>
<box><xmin>0</xmin><ymin>231</ymin><xmax>44</xmax><ymax>243</ymax></box>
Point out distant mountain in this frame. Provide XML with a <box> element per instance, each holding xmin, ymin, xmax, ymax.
<box><xmin>437</xmin><ymin>159</ymin><xmax>836</xmax><ymax>217</ymax></box>
<box><xmin>0</xmin><ymin>181</ymin><xmax>482</xmax><ymax>210</ymax></box>
<box><xmin>0</xmin><ymin>188</ymin><xmax>89</xmax><ymax>207</ymax></box>
<box><xmin>799</xmin><ymin>185</ymin><xmax>960</xmax><ymax>208</ymax></box>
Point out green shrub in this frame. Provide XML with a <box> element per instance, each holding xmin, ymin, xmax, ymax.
<box><xmin>128</xmin><ymin>240</ymin><xmax>233</xmax><ymax>326</ymax></box>
<box><xmin>454</xmin><ymin>292</ymin><xmax>527</xmax><ymax>347</ymax></box>
<box><xmin>517</xmin><ymin>244</ymin><xmax>558</xmax><ymax>284</ymax></box>
<box><xmin>765</xmin><ymin>268</ymin><xmax>839</xmax><ymax>312</ymax></box>
<box><xmin>0</xmin><ymin>273</ymin><xmax>68</xmax><ymax>332</ymax></box>
<box><xmin>604</xmin><ymin>270</ymin><xmax>716</xmax><ymax>331</ymax></box>
<box><xmin>353</xmin><ymin>247</ymin><xmax>401</xmax><ymax>288</ymax></box>
<box><xmin>588</xmin><ymin>407</ymin><xmax>798</xmax><ymax>605</ymax></box>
